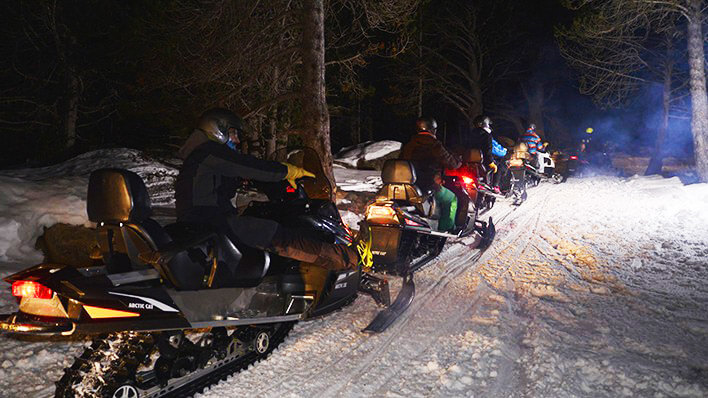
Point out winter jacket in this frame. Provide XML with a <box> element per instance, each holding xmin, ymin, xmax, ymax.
<box><xmin>492</xmin><ymin>138</ymin><xmax>507</xmax><ymax>158</ymax></box>
<box><xmin>175</xmin><ymin>131</ymin><xmax>287</xmax><ymax>221</ymax></box>
<box><xmin>460</xmin><ymin>127</ymin><xmax>494</xmax><ymax>165</ymax></box>
<box><xmin>400</xmin><ymin>132</ymin><xmax>461</xmax><ymax>192</ymax></box>
<box><xmin>521</xmin><ymin>128</ymin><xmax>541</xmax><ymax>155</ymax></box>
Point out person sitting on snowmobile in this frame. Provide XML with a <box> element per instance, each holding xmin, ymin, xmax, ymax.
<box><xmin>490</xmin><ymin>136</ymin><xmax>508</xmax><ymax>194</ymax></box>
<box><xmin>521</xmin><ymin>123</ymin><xmax>542</xmax><ymax>168</ymax></box>
<box><xmin>176</xmin><ymin>108</ymin><xmax>362</xmax><ymax>271</ymax></box>
<box><xmin>460</xmin><ymin>115</ymin><xmax>497</xmax><ymax>183</ymax></box>
<box><xmin>400</xmin><ymin>117</ymin><xmax>462</xmax><ymax>232</ymax></box>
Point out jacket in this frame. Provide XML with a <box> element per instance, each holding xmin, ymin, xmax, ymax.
<box><xmin>400</xmin><ymin>132</ymin><xmax>461</xmax><ymax>192</ymax></box>
<box><xmin>492</xmin><ymin>138</ymin><xmax>507</xmax><ymax>158</ymax></box>
<box><xmin>461</xmin><ymin>127</ymin><xmax>494</xmax><ymax>165</ymax></box>
<box><xmin>175</xmin><ymin>131</ymin><xmax>287</xmax><ymax>221</ymax></box>
<box><xmin>521</xmin><ymin>128</ymin><xmax>541</xmax><ymax>155</ymax></box>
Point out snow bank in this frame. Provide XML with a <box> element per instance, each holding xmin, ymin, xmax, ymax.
<box><xmin>0</xmin><ymin>149</ymin><xmax>177</xmax><ymax>262</ymax></box>
<box><xmin>334</xmin><ymin>140</ymin><xmax>402</xmax><ymax>169</ymax></box>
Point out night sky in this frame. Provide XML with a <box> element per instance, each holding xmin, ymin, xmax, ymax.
<box><xmin>0</xmin><ymin>0</ymin><xmax>694</xmax><ymax>168</ymax></box>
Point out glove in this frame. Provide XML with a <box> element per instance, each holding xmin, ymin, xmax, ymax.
<box><xmin>281</xmin><ymin>162</ymin><xmax>315</xmax><ymax>188</ymax></box>
<box><xmin>488</xmin><ymin>162</ymin><xmax>498</xmax><ymax>173</ymax></box>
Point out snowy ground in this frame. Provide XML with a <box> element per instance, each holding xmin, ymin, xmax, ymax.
<box><xmin>0</xmin><ymin>151</ymin><xmax>707</xmax><ymax>397</ymax></box>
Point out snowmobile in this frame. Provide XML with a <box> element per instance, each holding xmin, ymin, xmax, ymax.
<box><xmin>0</xmin><ymin>148</ymin><xmax>391</xmax><ymax>398</ymax></box>
<box><xmin>525</xmin><ymin>149</ymin><xmax>564</xmax><ymax>185</ymax></box>
<box><xmin>362</xmin><ymin>159</ymin><xmax>495</xmax><ymax>332</ymax></box>
<box><xmin>506</xmin><ymin>143</ymin><xmax>530</xmax><ymax>205</ymax></box>
<box><xmin>444</xmin><ymin>149</ymin><xmax>504</xmax><ymax>213</ymax></box>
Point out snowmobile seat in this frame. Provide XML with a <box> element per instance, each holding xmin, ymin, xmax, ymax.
<box><xmin>87</xmin><ymin>168</ymin><xmax>205</xmax><ymax>289</ymax></box>
<box><xmin>162</xmin><ymin>222</ymin><xmax>270</xmax><ymax>289</ymax></box>
<box><xmin>376</xmin><ymin>160</ymin><xmax>424</xmax><ymax>209</ymax></box>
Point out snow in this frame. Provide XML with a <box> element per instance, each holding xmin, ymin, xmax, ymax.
<box><xmin>334</xmin><ymin>140</ymin><xmax>402</xmax><ymax>169</ymax></box>
<box><xmin>0</xmin><ymin>150</ymin><xmax>707</xmax><ymax>397</ymax></box>
<box><xmin>0</xmin><ymin>149</ymin><xmax>177</xmax><ymax>262</ymax></box>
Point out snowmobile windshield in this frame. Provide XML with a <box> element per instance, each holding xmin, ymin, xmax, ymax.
<box><xmin>273</xmin><ymin>147</ymin><xmax>333</xmax><ymax>200</ymax></box>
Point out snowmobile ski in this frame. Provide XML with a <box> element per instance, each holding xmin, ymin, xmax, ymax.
<box><xmin>363</xmin><ymin>275</ymin><xmax>415</xmax><ymax>333</ymax></box>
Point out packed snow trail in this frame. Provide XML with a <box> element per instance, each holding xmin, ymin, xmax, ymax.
<box><xmin>0</xmin><ymin>175</ymin><xmax>707</xmax><ymax>397</ymax></box>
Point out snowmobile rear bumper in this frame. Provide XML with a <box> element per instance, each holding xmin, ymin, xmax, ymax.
<box><xmin>0</xmin><ymin>312</ymin><xmax>75</xmax><ymax>336</ymax></box>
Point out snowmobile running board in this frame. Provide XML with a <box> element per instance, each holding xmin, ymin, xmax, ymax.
<box><xmin>363</xmin><ymin>275</ymin><xmax>415</xmax><ymax>333</ymax></box>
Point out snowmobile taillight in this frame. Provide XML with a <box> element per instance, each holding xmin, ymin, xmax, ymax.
<box><xmin>569</xmin><ymin>156</ymin><xmax>578</xmax><ymax>160</ymax></box>
<box><xmin>83</xmin><ymin>305</ymin><xmax>140</xmax><ymax>319</ymax></box>
<box><xmin>11</xmin><ymin>281</ymin><xmax>53</xmax><ymax>300</ymax></box>
<box><xmin>462</xmin><ymin>176</ymin><xmax>476</xmax><ymax>187</ymax></box>
<box><xmin>286</xmin><ymin>185</ymin><xmax>296</xmax><ymax>193</ymax></box>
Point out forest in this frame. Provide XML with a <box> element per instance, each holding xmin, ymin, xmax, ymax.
<box><xmin>1</xmin><ymin>0</ymin><xmax>707</xmax><ymax>182</ymax></box>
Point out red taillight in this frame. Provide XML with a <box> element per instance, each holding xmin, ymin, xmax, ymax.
<box><xmin>569</xmin><ymin>156</ymin><xmax>578</xmax><ymax>160</ymax></box>
<box><xmin>462</xmin><ymin>176</ymin><xmax>476</xmax><ymax>186</ymax></box>
<box><xmin>12</xmin><ymin>281</ymin><xmax>53</xmax><ymax>299</ymax></box>
<box><xmin>286</xmin><ymin>186</ymin><xmax>296</xmax><ymax>193</ymax></box>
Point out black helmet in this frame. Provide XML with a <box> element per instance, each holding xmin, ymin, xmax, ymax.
<box><xmin>528</xmin><ymin>123</ymin><xmax>536</xmax><ymax>131</ymax></box>
<box><xmin>473</xmin><ymin>115</ymin><xmax>492</xmax><ymax>129</ymax></box>
<box><xmin>196</xmin><ymin>108</ymin><xmax>245</xmax><ymax>144</ymax></box>
<box><xmin>416</xmin><ymin>117</ymin><xmax>438</xmax><ymax>134</ymax></box>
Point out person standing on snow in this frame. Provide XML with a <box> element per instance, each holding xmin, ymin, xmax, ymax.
<box><xmin>400</xmin><ymin>117</ymin><xmax>462</xmax><ymax>232</ymax></box>
<box><xmin>176</xmin><ymin>108</ymin><xmax>366</xmax><ymax>272</ymax></box>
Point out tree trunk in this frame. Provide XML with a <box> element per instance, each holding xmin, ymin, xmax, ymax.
<box><xmin>646</xmin><ymin>53</ymin><xmax>673</xmax><ymax>176</ymax></box>
<box><xmin>301</xmin><ymin>0</ymin><xmax>334</xmax><ymax>191</ymax></box>
<box><xmin>687</xmin><ymin>0</ymin><xmax>708</xmax><ymax>182</ymax></box>
<box><xmin>63</xmin><ymin>72</ymin><xmax>79</xmax><ymax>149</ymax></box>
<box><xmin>528</xmin><ymin>83</ymin><xmax>545</xmax><ymax>139</ymax></box>
<box><xmin>417</xmin><ymin>6</ymin><xmax>423</xmax><ymax>117</ymax></box>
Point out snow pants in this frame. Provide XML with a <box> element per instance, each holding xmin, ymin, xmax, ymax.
<box><xmin>434</xmin><ymin>186</ymin><xmax>458</xmax><ymax>232</ymax></box>
<box><xmin>180</xmin><ymin>210</ymin><xmax>358</xmax><ymax>271</ymax></box>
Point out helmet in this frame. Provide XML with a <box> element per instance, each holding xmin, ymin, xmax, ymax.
<box><xmin>528</xmin><ymin>123</ymin><xmax>536</xmax><ymax>131</ymax></box>
<box><xmin>416</xmin><ymin>117</ymin><xmax>438</xmax><ymax>134</ymax></box>
<box><xmin>196</xmin><ymin>108</ymin><xmax>245</xmax><ymax>144</ymax></box>
<box><xmin>473</xmin><ymin>115</ymin><xmax>492</xmax><ymax>129</ymax></box>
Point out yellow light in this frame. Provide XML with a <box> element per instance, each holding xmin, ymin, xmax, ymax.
<box><xmin>586</xmin><ymin>127</ymin><xmax>593</xmax><ymax>134</ymax></box>
<box><xmin>84</xmin><ymin>305</ymin><xmax>140</xmax><ymax>319</ymax></box>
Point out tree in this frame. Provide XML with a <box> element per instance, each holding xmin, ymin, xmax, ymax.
<box><xmin>138</xmin><ymin>0</ymin><xmax>419</xmax><ymax>186</ymax></box>
<box><xmin>557</xmin><ymin>0</ymin><xmax>708</xmax><ymax>181</ymax></box>
<box><xmin>421</xmin><ymin>0</ymin><xmax>520</xmax><ymax>127</ymax></box>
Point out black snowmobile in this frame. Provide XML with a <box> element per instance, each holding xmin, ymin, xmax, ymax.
<box><xmin>0</xmin><ymin>148</ymin><xmax>389</xmax><ymax>398</ymax></box>
<box><xmin>362</xmin><ymin>159</ymin><xmax>495</xmax><ymax>332</ymax></box>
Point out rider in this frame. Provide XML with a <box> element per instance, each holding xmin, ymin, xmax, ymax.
<box><xmin>175</xmin><ymin>108</ymin><xmax>362</xmax><ymax>271</ymax></box>
<box><xmin>400</xmin><ymin>117</ymin><xmax>462</xmax><ymax>232</ymax></box>
<box><xmin>521</xmin><ymin>123</ymin><xmax>542</xmax><ymax>168</ymax></box>
<box><xmin>462</xmin><ymin>115</ymin><xmax>497</xmax><ymax>183</ymax></box>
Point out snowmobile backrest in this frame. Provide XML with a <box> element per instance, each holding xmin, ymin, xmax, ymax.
<box><xmin>511</xmin><ymin>143</ymin><xmax>531</xmax><ymax>160</ymax></box>
<box><xmin>462</xmin><ymin>149</ymin><xmax>483</xmax><ymax>163</ymax></box>
<box><xmin>87</xmin><ymin>168</ymin><xmax>152</xmax><ymax>223</ymax></box>
<box><xmin>381</xmin><ymin>160</ymin><xmax>417</xmax><ymax>184</ymax></box>
<box><xmin>376</xmin><ymin>184</ymin><xmax>424</xmax><ymax>205</ymax></box>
